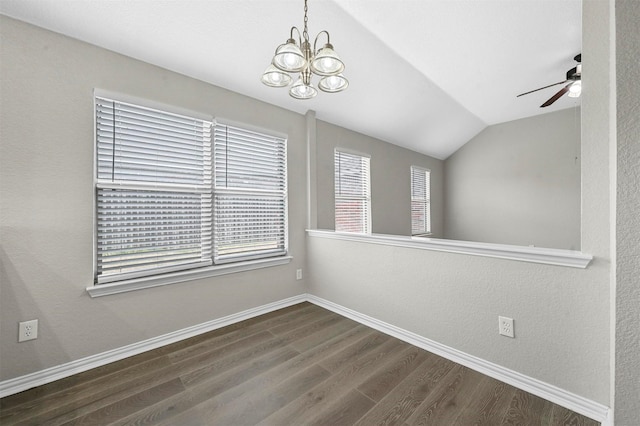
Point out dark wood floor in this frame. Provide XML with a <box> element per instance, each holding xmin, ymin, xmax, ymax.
<box><xmin>0</xmin><ymin>302</ymin><xmax>599</xmax><ymax>425</ymax></box>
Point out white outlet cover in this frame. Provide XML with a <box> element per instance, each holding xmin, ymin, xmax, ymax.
<box><xmin>18</xmin><ymin>319</ymin><xmax>39</xmax><ymax>342</ymax></box>
<box><xmin>499</xmin><ymin>316</ymin><xmax>515</xmax><ymax>338</ymax></box>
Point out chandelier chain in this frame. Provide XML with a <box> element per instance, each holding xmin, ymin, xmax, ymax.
<box><xmin>303</xmin><ymin>0</ymin><xmax>309</xmax><ymax>43</ymax></box>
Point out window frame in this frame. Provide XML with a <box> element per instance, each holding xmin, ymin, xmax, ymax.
<box><xmin>334</xmin><ymin>149</ymin><xmax>371</xmax><ymax>234</ymax></box>
<box><xmin>91</xmin><ymin>90</ymin><xmax>290</xmax><ymax>296</ymax></box>
<box><xmin>410</xmin><ymin>165</ymin><xmax>431</xmax><ymax>236</ymax></box>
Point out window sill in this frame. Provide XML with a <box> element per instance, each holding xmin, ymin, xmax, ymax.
<box><xmin>86</xmin><ymin>256</ymin><xmax>293</xmax><ymax>298</ymax></box>
<box><xmin>307</xmin><ymin>230</ymin><xmax>592</xmax><ymax>269</ymax></box>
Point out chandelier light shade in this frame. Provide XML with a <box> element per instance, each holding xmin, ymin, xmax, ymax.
<box><xmin>261</xmin><ymin>0</ymin><xmax>348</xmax><ymax>100</ymax></box>
<box><xmin>318</xmin><ymin>74</ymin><xmax>349</xmax><ymax>93</ymax></box>
<box><xmin>273</xmin><ymin>40</ymin><xmax>306</xmax><ymax>72</ymax></box>
<box><xmin>261</xmin><ymin>64</ymin><xmax>293</xmax><ymax>87</ymax></box>
<box><xmin>290</xmin><ymin>77</ymin><xmax>319</xmax><ymax>100</ymax></box>
<box><xmin>311</xmin><ymin>44</ymin><xmax>345</xmax><ymax>75</ymax></box>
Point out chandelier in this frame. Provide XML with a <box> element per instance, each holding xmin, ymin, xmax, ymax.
<box><xmin>261</xmin><ymin>0</ymin><xmax>348</xmax><ymax>100</ymax></box>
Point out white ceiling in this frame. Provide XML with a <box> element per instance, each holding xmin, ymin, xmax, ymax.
<box><xmin>0</xmin><ymin>0</ymin><xmax>582</xmax><ymax>159</ymax></box>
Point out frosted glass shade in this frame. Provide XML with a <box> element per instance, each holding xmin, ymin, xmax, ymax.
<box><xmin>318</xmin><ymin>74</ymin><xmax>349</xmax><ymax>93</ymax></box>
<box><xmin>289</xmin><ymin>78</ymin><xmax>317</xmax><ymax>99</ymax></box>
<box><xmin>261</xmin><ymin>64</ymin><xmax>292</xmax><ymax>87</ymax></box>
<box><xmin>311</xmin><ymin>44</ymin><xmax>345</xmax><ymax>76</ymax></box>
<box><xmin>273</xmin><ymin>41</ymin><xmax>306</xmax><ymax>72</ymax></box>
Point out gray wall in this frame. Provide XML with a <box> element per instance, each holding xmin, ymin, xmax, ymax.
<box><xmin>614</xmin><ymin>0</ymin><xmax>640</xmax><ymax>423</ymax></box>
<box><xmin>316</xmin><ymin>120</ymin><xmax>444</xmax><ymax>237</ymax></box>
<box><xmin>0</xmin><ymin>16</ymin><xmax>308</xmax><ymax>381</ymax></box>
<box><xmin>308</xmin><ymin>0</ymin><xmax>613</xmax><ymax>406</ymax></box>
<box><xmin>444</xmin><ymin>108</ymin><xmax>581</xmax><ymax>250</ymax></box>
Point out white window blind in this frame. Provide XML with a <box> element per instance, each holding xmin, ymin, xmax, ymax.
<box><xmin>95</xmin><ymin>96</ymin><xmax>213</xmax><ymax>284</ymax></box>
<box><xmin>411</xmin><ymin>166</ymin><xmax>431</xmax><ymax>235</ymax></box>
<box><xmin>335</xmin><ymin>150</ymin><xmax>371</xmax><ymax>234</ymax></box>
<box><xmin>213</xmin><ymin>123</ymin><xmax>287</xmax><ymax>263</ymax></box>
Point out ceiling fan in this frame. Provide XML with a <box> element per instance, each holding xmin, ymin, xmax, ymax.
<box><xmin>517</xmin><ymin>54</ymin><xmax>582</xmax><ymax>107</ymax></box>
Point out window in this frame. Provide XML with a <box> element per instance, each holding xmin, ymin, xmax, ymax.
<box><xmin>411</xmin><ymin>166</ymin><xmax>431</xmax><ymax>235</ymax></box>
<box><xmin>95</xmin><ymin>94</ymin><xmax>287</xmax><ymax>285</ymax></box>
<box><xmin>213</xmin><ymin>123</ymin><xmax>287</xmax><ymax>263</ymax></box>
<box><xmin>334</xmin><ymin>150</ymin><xmax>371</xmax><ymax>234</ymax></box>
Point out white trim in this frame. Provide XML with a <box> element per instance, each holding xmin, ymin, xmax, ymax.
<box><xmin>0</xmin><ymin>295</ymin><xmax>306</xmax><ymax>398</ymax></box>
<box><xmin>306</xmin><ymin>294</ymin><xmax>610</xmax><ymax>424</ymax></box>
<box><xmin>307</xmin><ymin>229</ymin><xmax>593</xmax><ymax>268</ymax></box>
<box><xmin>87</xmin><ymin>256</ymin><xmax>292</xmax><ymax>297</ymax></box>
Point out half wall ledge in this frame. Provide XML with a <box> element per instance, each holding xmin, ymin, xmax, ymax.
<box><xmin>306</xmin><ymin>230</ymin><xmax>592</xmax><ymax>269</ymax></box>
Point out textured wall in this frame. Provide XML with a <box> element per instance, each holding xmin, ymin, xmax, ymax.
<box><xmin>444</xmin><ymin>109</ymin><xmax>581</xmax><ymax>250</ymax></box>
<box><xmin>614</xmin><ymin>0</ymin><xmax>640</xmax><ymax>423</ymax></box>
<box><xmin>315</xmin><ymin>120</ymin><xmax>444</xmax><ymax>237</ymax></box>
<box><xmin>0</xmin><ymin>16</ymin><xmax>308</xmax><ymax>381</ymax></box>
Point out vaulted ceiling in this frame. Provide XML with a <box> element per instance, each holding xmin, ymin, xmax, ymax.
<box><xmin>0</xmin><ymin>0</ymin><xmax>582</xmax><ymax>159</ymax></box>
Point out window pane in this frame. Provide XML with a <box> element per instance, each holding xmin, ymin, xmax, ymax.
<box><xmin>96</xmin><ymin>97</ymin><xmax>211</xmax><ymax>186</ymax></box>
<box><xmin>411</xmin><ymin>166</ymin><xmax>431</xmax><ymax>234</ymax></box>
<box><xmin>335</xmin><ymin>151</ymin><xmax>371</xmax><ymax>233</ymax></box>
<box><xmin>95</xmin><ymin>96</ymin><xmax>213</xmax><ymax>283</ymax></box>
<box><xmin>213</xmin><ymin>123</ymin><xmax>287</xmax><ymax>262</ymax></box>
<box><xmin>214</xmin><ymin>194</ymin><xmax>286</xmax><ymax>261</ymax></box>
<box><xmin>97</xmin><ymin>189</ymin><xmax>212</xmax><ymax>282</ymax></box>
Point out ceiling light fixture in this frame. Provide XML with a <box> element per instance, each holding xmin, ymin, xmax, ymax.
<box><xmin>567</xmin><ymin>80</ymin><xmax>582</xmax><ymax>98</ymax></box>
<box><xmin>261</xmin><ymin>0</ymin><xmax>348</xmax><ymax>100</ymax></box>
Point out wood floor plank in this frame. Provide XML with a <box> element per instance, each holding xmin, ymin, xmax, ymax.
<box><xmin>110</xmin><ymin>346</ymin><xmax>300</xmax><ymax>426</ymax></box>
<box><xmin>318</xmin><ymin>330</ymin><xmax>392</xmax><ymax>373</ymax></box>
<box><xmin>179</xmin><ymin>316</ymin><xmax>360</xmax><ymax>389</ymax></box>
<box><xmin>288</xmin><ymin>316</ymin><xmax>360</xmax><ymax>353</ymax></box>
<box><xmin>193</xmin><ymin>365</ymin><xmax>331</xmax><ymax>425</ymax></box>
<box><xmin>500</xmin><ymin>388</ymin><xmax>555</xmax><ymax>425</ymax></box>
<box><xmin>353</xmin><ymin>354</ymin><xmax>456</xmax><ymax>426</ymax></box>
<box><xmin>272</xmin><ymin>313</ymin><xmax>348</xmax><ymax>343</ymax></box>
<box><xmin>402</xmin><ymin>367</ymin><xmax>489</xmax><ymax>425</ymax></box>
<box><xmin>176</xmin><ymin>334</ymin><xmax>287</xmax><ymax>388</ymax></box>
<box><xmin>169</xmin><ymin>326</ymin><xmax>377</xmax><ymax>424</ymax></box>
<box><xmin>259</xmin><ymin>337</ymin><xmax>407</xmax><ymax>425</ymax></box>
<box><xmin>60</xmin><ymin>378</ymin><xmax>185</xmax><ymax>426</ymax></box>
<box><xmin>19</xmin><ymin>332</ymin><xmax>290</xmax><ymax>425</ymax></box>
<box><xmin>305</xmin><ymin>389</ymin><xmax>376</xmax><ymax>426</ymax></box>
<box><xmin>268</xmin><ymin>308</ymin><xmax>336</xmax><ymax>335</ymax></box>
<box><xmin>0</xmin><ymin>356</ymin><xmax>176</xmax><ymax>425</ymax></box>
<box><xmin>153</xmin><ymin>403</ymin><xmax>210</xmax><ymax>426</ymax></box>
<box><xmin>551</xmin><ymin>404</ymin><xmax>601</xmax><ymax>426</ymax></box>
<box><xmin>357</xmin><ymin>345</ymin><xmax>432</xmax><ymax>402</ymax></box>
<box><xmin>451</xmin><ymin>377</ymin><xmax>518</xmax><ymax>426</ymax></box>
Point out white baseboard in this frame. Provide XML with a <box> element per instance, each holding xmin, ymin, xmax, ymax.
<box><xmin>0</xmin><ymin>294</ymin><xmax>306</xmax><ymax>399</ymax></box>
<box><xmin>0</xmin><ymin>292</ymin><xmax>611</xmax><ymax>425</ymax></box>
<box><xmin>305</xmin><ymin>294</ymin><xmax>610</xmax><ymax>425</ymax></box>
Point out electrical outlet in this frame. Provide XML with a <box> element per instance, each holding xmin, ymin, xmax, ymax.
<box><xmin>499</xmin><ymin>316</ymin><xmax>514</xmax><ymax>338</ymax></box>
<box><xmin>18</xmin><ymin>319</ymin><xmax>38</xmax><ymax>342</ymax></box>
<box><xmin>296</xmin><ymin>269</ymin><xmax>303</xmax><ymax>280</ymax></box>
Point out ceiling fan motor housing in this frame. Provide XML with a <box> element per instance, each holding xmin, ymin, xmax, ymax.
<box><xmin>567</xmin><ymin>64</ymin><xmax>582</xmax><ymax>81</ymax></box>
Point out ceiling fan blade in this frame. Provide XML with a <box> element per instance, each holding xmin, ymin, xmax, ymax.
<box><xmin>540</xmin><ymin>83</ymin><xmax>573</xmax><ymax>107</ymax></box>
<box><xmin>517</xmin><ymin>80</ymin><xmax>568</xmax><ymax>97</ymax></box>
